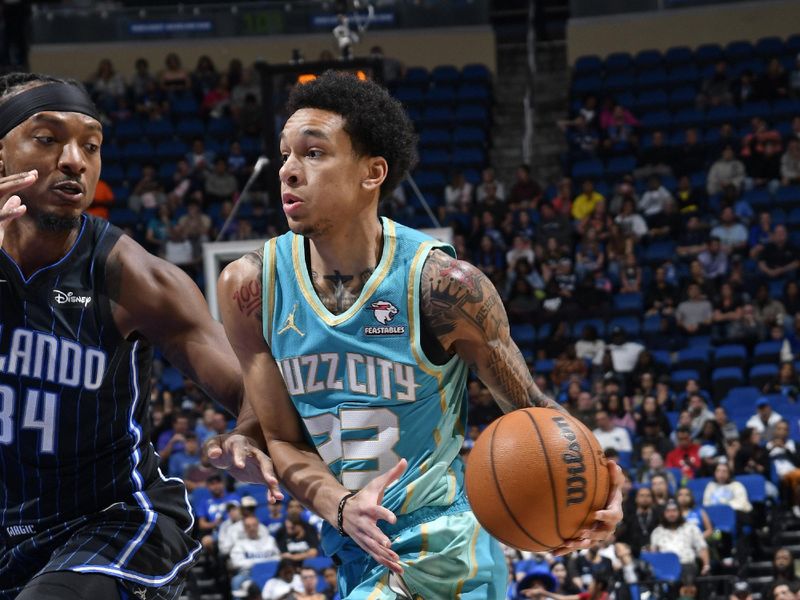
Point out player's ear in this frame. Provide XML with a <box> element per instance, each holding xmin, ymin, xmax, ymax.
<box><xmin>361</xmin><ymin>156</ymin><xmax>387</xmax><ymax>192</ymax></box>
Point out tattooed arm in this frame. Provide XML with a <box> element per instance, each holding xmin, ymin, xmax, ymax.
<box><xmin>420</xmin><ymin>249</ymin><xmax>563</xmax><ymax>414</ymax></box>
<box><xmin>106</xmin><ymin>235</ymin><xmax>243</xmax><ymax>415</ymax></box>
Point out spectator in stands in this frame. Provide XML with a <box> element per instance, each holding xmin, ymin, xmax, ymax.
<box><xmin>771</xmin><ymin>582</ymin><xmax>798</xmax><ymax>600</ymax></box>
<box><xmin>291</xmin><ymin>567</ymin><xmax>326</xmax><ymax>600</ymax></box>
<box><xmin>608</xmin><ymin>175</ymin><xmax>637</xmax><ymax>216</ymax></box>
<box><xmin>166</xmin><ymin>430</ymin><xmax>202</xmax><ymax>479</ymax></box>
<box><xmin>619</xmin><ymin>252</ymin><xmax>642</xmax><ymax>293</ymax></box>
<box><xmin>606</xmin><ymin>326</ymin><xmax>644</xmax><ymax>378</ymax></box>
<box><xmin>219</xmin><ymin>496</ymin><xmax>270</xmax><ymax>555</ymax></box>
<box><xmin>707</xmin><ymin>145</ymin><xmax>746</xmax><ymax>196</ymax></box>
<box><xmin>748</xmin><ymin>138</ymin><xmax>783</xmax><ymax>193</ymax></box>
<box><xmin>767</xmin><ymin>421</ymin><xmax>800</xmax><ymax>517</ymax></box>
<box><xmin>566</xmin><ymin>544</ymin><xmax>613</xmax><ymax>595</ymax></box>
<box><xmin>191</xmin><ymin>54</ymin><xmax>220</xmax><ymax>99</ymax></box>
<box><xmin>675</xmin><ymin>128</ymin><xmax>708</xmax><ymax>177</ymax></box>
<box><xmin>645</xmin><ymin>266</ymin><xmax>678</xmax><ymax>317</ymax></box>
<box><xmin>550</xmin><ymin>177</ymin><xmax>574</xmax><ymax>217</ymax></box>
<box><xmin>229</xmin><ymin>514</ymin><xmax>281</xmax><ymax>594</ymax></box>
<box><xmin>676</xmin><ymin>283</ymin><xmax>713</xmax><ymax>337</ymax></box>
<box><xmin>552</xmin><ymin>346</ymin><xmax>588</xmax><ymax>387</ymax></box>
<box><xmin>614</xmin><ymin>197</ymin><xmax>648</xmax><ymax>239</ymax></box>
<box><xmin>687</xmin><ymin>395</ymin><xmax>715</xmax><ymax>437</ymax></box>
<box><xmin>618</xmin><ymin>487</ymin><xmax>661</xmax><ymax>556</ymax></box>
<box><xmin>603</xmin><ymin>104</ymin><xmax>639</xmax><ymax>155</ymax></box>
<box><xmin>698</xmin><ymin>236</ymin><xmax>729</xmax><ymax>281</ymax></box>
<box><xmin>648</xmin><ymin>197</ymin><xmax>682</xmax><ymax>240</ymax></box>
<box><xmin>756</xmin><ymin>58</ymin><xmax>789</xmax><ymax>102</ymax></box>
<box><xmin>475</xmin><ymin>167</ymin><xmax>506</xmax><ymax>203</ymax></box>
<box><xmin>217</xmin><ymin>501</ymin><xmax>244</xmax><ymax>557</ymax></box>
<box><xmin>638</xmin><ymin>452</ymin><xmax>678</xmax><ymax>490</ymax></box>
<box><xmin>575</xmin><ymin>324</ymin><xmax>606</xmax><ymax>368</ymax></box>
<box><xmin>164</xmin><ymin>222</ymin><xmax>197</xmax><ymax>276</ymax></box>
<box><xmin>561</xmin><ymin>114</ymin><xmax>600</xmax><ymax>161</ymax></box>
<box><xmin>443</xmin><ymin>171</ymin><xmax>473</xmax><ymax>219</ymax></box>
<box><xmin>715</xmin><ymin>407</ymin><xmax>740</xmax><ymax>443</ymax></box>
<box><xmin>237</xmin><ymin>93</ymin><xmax>264</xmax><ymax>137</ymax></box>
<box><xmin>231</xmin><ymin>66</ymin><xmax>262</xmax><ymax>116</ymax></box>
<box><xmin>197</xmin><ymin>473</ymin><xmax>239</xmax><ymax>548</ymax></box>
<box><xmin>754</xmin><ymin>283</ymin><xmax>787</xmax><ymax>328</ymax></box>
<box><xmin>650</xmin><ymin>499</ymin><xmax>711</xmax><ymax>581</ymax></box>
<box><xmin>205</xmin><ymin>157</ymin><xmax>240</xmax><ymax>204</ymax></box>
<box><xmin>677</xmin><ymin>487</ymin><xmax>713</xmax><ymax>540</ymax></box>
<box><xmin>186</xmin><ymin>137</ymin><xmax>215</xmax><ymax>173</ymax></box>
<box><xmin>745</xmin><ymin>396</ymin><xmax>784</xmax><ymax>439</ymax></box>
<box><xmin>509</xmin><ymin>164</ymin><xmax>541</xmax><ymax>205</ymax></box>
<box><xmin>735</xmin><ymin>427</ymin><xmax>771</xmax><ymax>479</ymax></box>
<box><xmin>129</xmin><ymin>164</ymin><xmax>167</xmax><ymax>212</ymax></box>
<box><xmin>674</xmin><ymin>175</ymin><xmax>702</xmax><ymax>216</ymax></box>
<box><xmin>262</xmin><ymin>559</ymin><xmax>303</xmax><ymax>600</ymax></box>
<box><xmin>712</xmin><ymin>282</ymin><xmax>743</xmax><ymax>341</ymax></box>
<box><xmin>321</xmin><ymin>566</ymin><xmax>339</xmax><ymax>600</ymax></box>
<box><xmin>771</xmin><ymin>548</ymin><xmax>798</xmax><ymax>584</ymax></box>
<box><xmin>650</xmin><ymin>473</ymin><xmax>672</xmax><ymax>508</ymax></box>
<box><xmin>732</xmin><ymin>69</ymin><xmax>756</xmax><ymax>106</ymax></box>
<box><xmin>276</xmin><ymin>500</ymin><xmax>320</xmax><ymax>565</ymax></box>
<box><xmin>704</xmin><ymin>461</ymin><xmax>753</xmax><ymax>516</ymax></box>
<box><xmin>741</xmin><ymin>117</ymin><xmax>782</xmax><ymax>162</ymax></box>
<box><xmin>571</xmin><ymin>179</ymin><xmax>605</xmax><ymax>221</ymax></box>
<box><xmin>711</xmin><ymin>206</ymin><xmax>748</xmax><ymax>255</ymax></box>
<box><xmin>636</xmin><ymin>130</ymin><xmax>674</xmax><ymax>179</ymax></box>
<box><xmin>699</xmin><ymin>60</ymin><xmax>734</xmax><ymax>108</ymax></box>
<box><xmin>759</xmin><ymin>225</ymin><xmax>800</xmax><ymax>280</ymax></box>
<box><xmin>638</xmin><ymin>175</ymin><xmax>672</xmax><ymax>221</ymax></box>
<box><xmin>87</xmin><ymin>58</ymin><xmax>126</xmax><ymax>111</ymax></box>
<box><xmin>592</xmin><ymin>409</ymin><xmax>633</xmax><ymax>453</ymax></box>
<box><xmin>728</xmin><ymin>302</ymin><xmax>766</xmax><ymax>346</ymax></box>
<box><xmin>782</xmin><ymin>139</ymin><xmax>800</xmax><ymax>186</ymax></box>
<box><xmin>130</xmin><ymin>57</ymin><xmax>156</xmax><ymax>98</ymax></box>
<box><xmin>694</xmin><ymin>445</ymin><xmax>721</xmax><ymax>478</ymax></box>
<box><xmin>749</xmin><ymin>211</ymin><xmax>774</xmax><ymax>259</ymax></box>
<box><xmin>159</xmin><ymin>52</ymin><xmax>191</xmax><ymax>92</ymax></box>
<box><xmin>666</xmin><ymin>426</ymin><xmax>702</xmax><ymax>480</ymax></box>
<box><xmin>677</xmin><ymin>215</ymin><xmax>709</xmax><ymax>259</ymax></box>
<box><xmin>201</xmin><ymin>74</ymin><xmax>231</xmax><ymax>118</ymax></box>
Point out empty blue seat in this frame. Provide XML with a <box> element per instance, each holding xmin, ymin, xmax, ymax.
<box><xmin>754</xmin><ymin>340</ymin><xmax>782</xmax><ymax>364</ymax></box>
<box><xmin>156</xmin><ymin>140</ymin><xmax>188</xmax><ymax>161</ymax></box>
<box><xmin>206</xmin><ymin>116</ymin><xmax>234</xmax><ymax>139</ymax></box>
<box><xmin>749</xmin><ymin>364</ymin><xmax>778</xmax><ymax>388</ymax></box>
<box><xmin>668</xmin><ymin>86</ymin><xmax>696</xmax><ymax>109</ymax></box>
<box><xmin>122</xmin><ymin>141</ymin><xmax>154</xmax><ymax>162</ymax></box>
<box><xmin>705</xmin><ymin>504</ymin><xmax>736</xmax><ymax>536</ymax></box>
<box><xmin>634</xmin><ymin>49</ymin><xmax>663</xmax><ymax>71</ymax></box>
<box><xmin>787</xmin><ymin>208</ymin><xmax>800</xmax><ymax>227</ymax></box>
<box><xmin>606</xmin><ymin>155</ymin><xmax>637</xmax><ymax>178</ymax></box>
<box><xmin>736</xmin><ymin>474</ymin><xmax>766</xmax><ymax>503</ymax></box>
<box><xmin>675</xmin><ymin>347</ymin><xmax>709</xmax><ymax>372</ymax></box>
<box><xmin>741</xmin><ymin>188</ymin><xmax>771</xmax><ymax>210</ymax></box>
<box><xmin>454</xmin><ymin>104</ymin><xmax>487</xmax><ymax>125</ymax></box>
<box><xmin>251</xmin><ymin>560</ymin><xmax>280</xmax><ymax>588</ymax></box>
<box><xmin>714</xmin><ymin>345</ymin><xmax>746</xmax><ymax>367</ymax></box>
<box><xmin>725</xmin><ymin>40</ymin><xmax>755</xmax><ymax>61</ymax></box>
<box><xmin>426</xmin><ymin>86</ymin><xmax>456</xmax><ymax>105</ymax></box>
<box><xmin>772</xmin><ymin>99</ymin><xmax>800</xmax><ymax>120</ymax></box>
<box><xmin>775</xmin><ymin>186</ymin><xmax>800</xmax><ymax>208</ymax></box>
<box><xmin>613</xmin><ymin>292</ymin><xmax>643</xmax><ymax>315</ymax></box>
<box><xmin>635</xmin><ymin>90</ymin><xmax>668</xmax><ymax>111</ymax></box>
<box><xmin>143</xmin><ymin>119</ymin><xmax>174</xmax><ymax>139</ymax></box>
<box><xmin>158</xmin><ymin>162</ymin><xmax>176</xmax><ymax>181</ymax></box>
<box><xmin>668</xmin><ymin>65</ymin><xmax>699</xmax><ymax>85</ymax></box>
<box><xmin>411</xmin><ymin>170</ymin><xmax>447</xmax><ymax>191</ymax></box>
<box><xmin>108</xmin><ymin>207</ymin><xmax>140</xmax><ymax>228</ymax></box>
<box><xmin>461</xmin><ymin>63</ymin><xmax>491</xmax><ymax>83</ymax></box>
<box><xmin>651</xmin><ymin>350</ymin><xmax>671</xmax><ymax>368</ymax></box>
<box><xmin>644</xmin><ymin>240</ymin><xmax>676</xmax><ymax>264</ymax></box>
<box><xmin>636</xmin><ymin>68</ymin><xmax>667</xmax><ymax>89</ymax></box>
<box><xmin>695</xmin><ymin>43</ymin><xmax>724</xmax><ymax>64</ymax></box>
<box><xmin>169</xmin><ymin>92</ymin><xmax>199</xmax><ymax>116</ymax></box>
<box><xmin>672</xmin><ymin>108</ymin><xmax>705</xmax><ymax>129</ymax></box>
<box><xmin>707</xmin><ymin>105</ymin><xmax>738</xmax><ymax>126</ymax></box>
<box><xmin>175</xmin><ymin>117</ymin><xmax>205</xmax><ymax>138</ymax></box>
<box><xmin>713</xmin><ymin>367</ymin><xmax>745</xmax><ymax>401</ymax></box>
<box><xmin>534</xmin><ymin>359</ymin><xmax>554</xmax><ymax>375</ymax></box>
<box><xmin>641</xmin><ymin>552</ymin><xmax>682</xmax><ymax>583</ymax></box>
<box><xmin>574</xmin><ymin>55</ymin><xmax>602</xmax><ymax>75</ymax></box>
<box><xmin>605</xmin><ymin>52</ymin><xmax>633</xmax><ymax>73</ymax></box>
<box><xmin>640</xmin><ymin>111</ymin><xmax>671</xmax><ymax>130</ymax></box>
<box><xmin>403</xmin><ymin>66</ymin><xmax>429</xmax><ymax>86</ymax></box>
<box><xmin>431</xmin><ymin>65</ymin><xmax>459</xmax><ymax>85</ymax></box>
<box><xmin>452</xmin><ymin>148</ymin><xmax>485</xmax><ymax>168</ymax></box>
<box><xmin>418</xmin><ymin>129</ymin><xmax>451</xmax><ymax>148</ymax></box>
<box><xmin>687</xmin><ymin>477</ymin><xmax>712</xmax><ymax>504</ymax></box>
<box><xmin>608</xmin><ymin>316</ymin><xmax>641</xmax><ymax>337</ymax></box>
<box><xmin>571</xmin><ymin>159</ymin><xmax>604</xmax><ymax>180</ymax></box>
<box><xmin>664</xmin><ymin>46</ymin><xmax>694</xmax><ymax>66</ymax></box>
<box><xmin>453</xmin><ymin>127</ymin><xmax>485</xmax><ymax>146</ymax></box>
<box><xmin>754</xmin><ymin>36</ymin><xmax>784</xmax><ymax>57</ymax></box>
<box><xmin>671</xmin><ymin>369</ymin><xmax>700</xmax><ymax>390</ymax></box>
<box><xmin>510</xmin><ymin>324</ymin><xmax>536</xmax><ymax>348</ymax></box>
<box><xmin>457</xmin><ymin>84</ymin><xmax>490</xmax><ymax>103</ymax></box>
<box><xmin>572</xmin><ymin>75</ymin><xmax>603</xmax><ymax>94</ymax></box>
<box><xmin>738</xmin><ymin>101</ymin><xmax>771</xmax><ymax>122</ymax></box>
<box><xmin>101</xmin><ymin>163</ymin><xmax>124</xmax><ymax>186</ymax></box>
<box><xmin>604</xmin><ymin>73</ymin><xmax>635</xmax><ymax>93</ymax></box>
<box><xmin>394</xmin><ymin>86</ymin><xmax>424</xmax><ymax>105</ymax></box>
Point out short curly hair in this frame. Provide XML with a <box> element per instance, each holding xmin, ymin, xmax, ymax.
<box><xmin>285</xmin><ymin>71</ymin><xmax>418</xmax><ymax>200</ymax></box>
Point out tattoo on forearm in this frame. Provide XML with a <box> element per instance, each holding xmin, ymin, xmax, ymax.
<box><xmin>421</xmin><ymin>250</ymin><xmax>564</xmax><ymax>414</ymax></box>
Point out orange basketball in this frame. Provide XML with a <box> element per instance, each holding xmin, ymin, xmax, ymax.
<box><xmin>465</xmin><ymin>407</ymin><xmax>610</xmax><ymax>552</ymax></box>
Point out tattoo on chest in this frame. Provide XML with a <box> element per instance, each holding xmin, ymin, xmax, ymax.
<box><xmin>311</xmin><ymin>268</ymin><xmax>374</xmax><ymax>315</ymax></box>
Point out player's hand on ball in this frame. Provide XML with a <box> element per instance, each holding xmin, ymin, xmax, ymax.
<box><xmin>552</xmin><ymin>460</ymin><xmax>625</xmax><ymax>556</ymax></box>
<box><xmin>0</xmin><ymin>170</ymin><xmax>37</xmax><ymax>246</ymax></box>
<box><xmin>342</xmin><ymin>458</ymin><xmax>407</xmax><ymax>575</ymax></box>
<box><xmin>204</xmin><ymin>433</ymin><xmax>284</xmax><ymax>504</ymax></box>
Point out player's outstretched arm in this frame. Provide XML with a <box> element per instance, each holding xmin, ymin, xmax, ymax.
<box><xmin>420</xmin><ymin>249</ymin><xmax>624</xmax><ymax>551</ymax></box>
<box><xmin>217</xmin><ymin>253</ymin><xmax>404</xmax><ymax>574</ymax></box>
<box><xmin>419</xmin><ymin>249</ymin><xmax>561</xmax><ymax>414</ymax></box>
<box><xmin>106</xmin><ymin>237</ymin><xmax>244</xmax><ymax>416</ymax></box>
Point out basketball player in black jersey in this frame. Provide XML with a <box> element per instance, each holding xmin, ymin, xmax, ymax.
<box><xmin>0</xmin><ymin>73</ymin><xmax>280</xmax><ymax>599</ymax></box>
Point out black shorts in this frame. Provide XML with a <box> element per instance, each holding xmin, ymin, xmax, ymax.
<box><xmin>0</xmin><ymin>476</ymin><xmax>198</xmax><ymax>600</ymax></box>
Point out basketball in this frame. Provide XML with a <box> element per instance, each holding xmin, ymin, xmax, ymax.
<box><xmin>465</xmin><ymin>407</ymin><xmax>610</xmax><ymax>552</ymax></box>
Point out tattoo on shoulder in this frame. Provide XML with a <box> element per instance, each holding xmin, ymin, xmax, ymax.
<box><xmin>234</xmin><ymin>249</ymin><xmax>264</xmax><ymax>322</ymax></box>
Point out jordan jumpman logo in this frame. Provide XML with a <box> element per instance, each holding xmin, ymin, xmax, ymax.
<box><xmin>278</xmin><ymin>303</ymin><xmax>305</xmax><ymax>336</ymax></box>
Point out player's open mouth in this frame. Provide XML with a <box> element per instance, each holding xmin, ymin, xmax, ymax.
<box><xmin>282</xmin><ymin>193</ymin><xmax>305</xmax><ymax>217</ymax></box>
<box><xmin>51</xmin><ymin>181</ymin><xmax>85</xmax><ymax>201</ymax></box>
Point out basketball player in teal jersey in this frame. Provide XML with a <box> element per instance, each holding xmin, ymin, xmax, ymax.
<box><xmin>216</xmin><ymin>72</ymin><xmax>624</xmax><ymax>599</ymax></box>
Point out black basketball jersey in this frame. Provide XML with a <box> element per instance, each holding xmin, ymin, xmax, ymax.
<box><xmin>0</xmin><ymin>214</ymin><xmax>192</xmax><ymax>537</ymax></box>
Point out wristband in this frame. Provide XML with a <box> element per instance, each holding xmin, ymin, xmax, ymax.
<box><xmin>337</xmin><ymin>491</ymin><xmax>357</xmax><ymax>536</ymax></box>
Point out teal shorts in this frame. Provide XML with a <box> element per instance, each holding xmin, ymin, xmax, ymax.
<box><xmin>336</xmin><ymin>509</ymin><xmax>507</xmax><ymax>599</ymax></box>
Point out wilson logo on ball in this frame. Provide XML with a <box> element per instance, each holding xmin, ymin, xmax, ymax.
<box><xmin>552</xmin><ymin>415</ymin><xmax>588</xmax><ymax>506</ymax></box>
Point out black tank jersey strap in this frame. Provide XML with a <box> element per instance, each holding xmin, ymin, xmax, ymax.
<box><xmin>86</xmin><ymin>215</ymin><xmax>125</xmax><ymax>347</ymax></box>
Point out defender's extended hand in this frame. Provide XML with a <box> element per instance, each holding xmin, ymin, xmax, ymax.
<box><xmin>204</xmin><ymin>433</ymin><xmax>284</xmax><ymax>504</ymax></box>
<box><xmin>342</xmin><ymin>458</ymin><xmax>407</xmax><ymax>575</ymax></box>
<box><xmin>551</xmin><ymin>460</ymin><xmax>625</xmax><ymax>556</ymax></box>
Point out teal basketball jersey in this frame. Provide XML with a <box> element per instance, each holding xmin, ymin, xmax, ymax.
<box><xmin>262</xmin><ymin>217</ymin><xmax>470</xmax><ymax>558</ymax></box>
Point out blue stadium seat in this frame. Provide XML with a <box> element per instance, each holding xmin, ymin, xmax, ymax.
<box><xmin>571</xmin><ymin>159</ymin><xmax>604</xmax><ymax>180</ymax></box>
<box><xmin>303</xmin><ymin>556</ymin><xmax>335</xmax><ymax>572</ymax></box>
<box><xmin>771</xmin><ymin>209</ymin><xmax>787</xmax><ymax>226</ymax></box>
<box><xmin>460</xmin><ymin>63</ymin><xmax>491</xmax><ymax>84</ymax></box>
<box><xmin>125</xmin><ymin>163</ymin><xmax>142</xmax><ymax>183</ymax></box>
<box><xmin>207</xmin><ymin>116</ymin><xmax>235</xmax><ymax>139</ymax></box>
<box><xmin>251</xmin><ymin>560</ymin><xmax>280</xmax><ymax>588</ymax></box>
<box><xmin>418</xmin><ymin>128</ymin><xmax>451</xmax><ymax>148</ymax></box>
<box><xmin>671</xmin><ymin>369</ymin><xmax>700</xmax><ymax>391</ymax></box>
<box><xmin>431</xmin><ymin>65</ymin><xmax>460</xmax><ymax>85</ymax></box>
<box><xmin>651</xmin><ymin>350</ymin><xmax>672</xmax><ymax>369</ymax></box>
<box><xmin>452</xmin><ymin>148</ymin><xmax>485</xmax><ymax>168</ymax></box>
<box><xmin>419</xmin><ymin>149</ymin><xmax>450</xmax><ymax>168</ymax></box>
<box><xmin>707</xmin><ymin>105</ymin><xmax>738</xmax><ymax>126</ymax></box>
<box><xmin>775</xmin><ymin>186</ymin><xmax>800</xmax><ymax>209</ymax></box>
<box><xmin>713</xmin><ymin>345</ymin><xmax>746</xmax><ymax>368</ymax></box>
<box><xmin>175</xmin><ymin>117</ymin><xmax>205</xmax><ymax>139</ymax></box>
<box><xmin>158</xmin><ymin>162</ymin><xmax>176</xmax><ymax>182</ymax></box>
<box><xmin>705</xmin><ymin>504</ymin><xmax>737</xmax><ymax>537</ymax></box>
<box><xmin>190</xmin><ymin>487</ymin><xmax>211</xmax><ymax>513</ymax></box>
<box><xmin>394</xmin><ymin>86</ymin><xmax>424</xmax><ymax>105</ymax></box>
<box><xmin>114</xmin><ymin>119</ymin><xmax>143</xmax><ymax>141</ymax></box>
<box><xmin>101</xmin><ymin>142</ymin><xmax>122</xmax><ymax>162</ymax></box>
<box><xmin>457</xmin><ymin>84</ymin><xmax>490</xmax><ymax>104</ymax></box>
<box><xmin>606</xmin><ymin>155</ymin><xmax>637</xmax><ymax>178</ymax></box>
<box><xmin>664</xmin><ymin>46</ymin><xmax>694</xmax><ymax>67</ymax></box>
<box><xmin>667</xmin><ymin>86</ymin><xmax>696</xmax><ymax>109</ymax></box>
<box><xmin>635</xmin><ymin>90</ymin><xmax>668</xmax><ymax>111</ymax></box>
<box><xmin>604</xmin><ymin>73</ymin><xmax>635</xmax><ymax>93</ymax></box>
<box><xmin>749</xmin><ymin>364</ymin><xmax>778</xmax><ymax>389</ymax></box>
<box><xmin>143</xmin><ymin>119</ymin><xmax>174</xmax><ymax>139</ymax></box>
<box><xmin>573</xmin><ymin>318</ymin><xmax>606</xmax><ymax>339</ymax></box>
<box><xmin>112</xmin><ymin>185</ymin><xmax>129</xmax><ymax>203</ymax></box>
<box><xmin>712</xmin><ymin>367</ymin><xmax>745</xmax><ymax>401</ymax></box>
<box><xmin>687</xmin><ymin>477</ymin><xmax>711</xmax><ymax>505</ymax></box>
<box><xmin>534</xmin><ymin>359</ymin><xmax>554</xmax><ymax>375</ymax></box>
<box><xmin>122</xmin><ymin>141</ymin><xmax>154</xmax><ymax>162</ymax></box>
<box><xmin>572</xmin><ymin>75</ymin><xmax>603</xmax><ymax>95</ymax></box>
<box><xmin>695</xmin><ymin>44</ymin><xmax>723</xmax><ymax>65</ymax></box>
<box><xmin>787</xmin><ymin>208</ymin><xmax>800</xmax><ymax>227</ymax></box>
<box><xmin>453</xmin><ymin>127</ymin><xmax>486</xmax><ymax>146</ymax></box>
<box><xmin>411</xmin><ymin>170</ymin><xmax>447</xmax><ymax>191</ymax></box>
<box><xmin>169</xmin><ymin>92</ymin><xmax>199</xmax><ymax>116</ymax></box>
<box><xmin>644</xmin><ymin>240</ymin><xmax>676</xmax><ymax>264</ymax></box>
<box><xmin>738</xmin><ymin>101</ymin><xmax>771</xmax><ymax>123</ymax></box>
<box><xmin>613</xmin><ymin>292</ymin><xmax>643</xmax><ymax>315</ymax></box>
<box><xmin>634</xmin><ymin>49</ymin><xmax>663</xmax><ymax>71</ymax></box>
<box><xmin>636</xmin><ymin>68</ymin><xmax>667</xmax><ymax>90</ymax></box>
<box><xmin>772</xmin><ymin>99</ymin><xmax>800</xmax><ymax>120</ymax></box>
<box><xmin>608</xmin><ymin>316</ymin><xmax>641</xmax><ymax>337</ymax></box>
<box><xmin>101</xmin><ymin>163</ymin><xmax>125</xmax><ymax>186</ymax></box>
<box><xmin>672</xmin><ymin>108</ymin><xmax>705</xmax><ymax>129</ymax></box>
<box><xmin>640</xmin><ymin>111</ymin><xmax>672</xmax><ymax>130</ymax></box>
<box><xmin>741</xmin><ymin>188</ymin><xmax>771</xmax><ymax>210</ymax></box>
<box><xmin>667</xmin><ymin>65</ymin><xmax>699</xmax><ymax>86</ymax></box>
<box><xmin>754</xmin><ymin>36</ymin><xmax>785</xmax><ymax>58</ymax></box>
<box><xmin>510</xmin><ymin>324</ymin><xmax>536</xmax><ymax>349</ymax></box>
<box><xmin>753</xmin><ymin>340</ymin><xmax>782</xmax><ymax>364</ymax></box>
<box><xmin>156</xmin><ymin>140</ymin><xmax>189</xmax><ymax>161</ymax></box>
<box><xmin>736</xmin><ymin>474</ymin><xmax>766</xmax><ymax>503</ymax></box>
<box><xmin>455</xmin><ymin>104</ymin><xmax>488</xmax><ymax>125</ymax></box>
<box><xmin>641</xmin><ymin>552</ymin><xmax>682</xmax><ymax>583</ymax></box>
<box><xmin>605</xmin><ymin>52</ymin><xmax>633</xmax><ymax>73</ymax></box>
<box><xmin>725</xmin><ymin>40</ymin><xmax>755</xmax><ymax>62</ymax></box>
<box><xmin>574</xmin><ymin>55</ymin><xmax>603</xmax><ymax>75</ymax></box>
<box><xmin>674</xmin><ymin>347</ymin><xmax>709</xmax><ymax>373</ymax></box>
<box><xmin>160</xmin><ymin>366</ymin><xmax>185</xmax><ymax>392</ymax></box>
<box><xmin>403</xmin><ymin>66</ymin><xmax>429</xmax><ymax>86</ymax></box>
<box><xmin>425</xmin><ymin>86</ymin><xmax>456</xmax><ymax>105</ymax></box>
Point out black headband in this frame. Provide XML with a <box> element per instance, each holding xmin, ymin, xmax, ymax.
<box><xmin>0</xmin><ymin>82</ymin><xmax>101</xmax><ymax>139</ymax></box>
